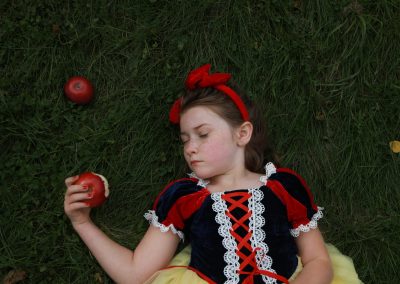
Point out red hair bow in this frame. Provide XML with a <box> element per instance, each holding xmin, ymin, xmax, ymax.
<box><xmin>169</xmin><ymin>64</ymin><xmax>250</xmax><ymax>124</ymax></box>
<box><xmin>185</xmin><ymin>64</ymin><xmax>231</xmax><ymax>90</ymax></box>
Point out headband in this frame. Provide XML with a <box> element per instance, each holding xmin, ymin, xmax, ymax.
<box><xmin>169</xmin><ymin>64</ymin><xmax>250</xmax><ymax>124</ymax></box>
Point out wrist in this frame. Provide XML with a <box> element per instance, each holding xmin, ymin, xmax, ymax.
<box><xmin>72</xmin><ymin>219</ymin><xmax>93</xmax><ymax>231</ymax></box>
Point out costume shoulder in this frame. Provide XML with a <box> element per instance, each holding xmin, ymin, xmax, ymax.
<box><xmin>144</xmin><ymin>177</ymin><xmax>208</xmax><ymax>240</ymax></box>
<box><xmin>265</xmin><ymin>164</ymin><xmax>323</xmax><ymax>237</ymax></box>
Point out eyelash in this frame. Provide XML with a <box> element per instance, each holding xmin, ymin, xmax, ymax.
<box><xmin>181</xmin><ymin>133</ymin><xmax>208</xmax><ymax>144</ymax></box>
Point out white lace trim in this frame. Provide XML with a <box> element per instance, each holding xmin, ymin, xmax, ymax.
<box><xmin>211</xmin><ymin>188</ymin><xmax>277</xmax><ymax>284</ymax></box>
<box><xmin>187</xmin><ymin>172</ymin><xmax>210</xmax><ymax>188</ymax></box>
<box><xmin>248</xmin><ymin>187</ymin><xmax>277</xmax><ymax>284</ymax></box>
<box><xmin>211</xmin><ymin>193</ymin><xmax>240</xmax><ymax>284</ymax></box>
<box><xmin>259</xmin><ymin>162</ymin><xmax>276</xmax><ymax>184</ymax></box>
<box><xmin>290</xmin><ymin>207</ymin><xmax>324</xmax><ymax>237</ymax></box>
<box><xmin>144</xmin><ymin>210</ymin><xmax>185</xmax><ymax>241</ymax></box>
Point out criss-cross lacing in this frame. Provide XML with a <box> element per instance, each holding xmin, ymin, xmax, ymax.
<box><xmin>222</xmin><ymin>191</ymin><xmax>289</xmax><ymax>284</ymax></box>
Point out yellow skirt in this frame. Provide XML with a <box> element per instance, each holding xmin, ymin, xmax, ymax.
<box><xmin>145</xmin><ymin>244</ymin><xmax>363</xmax><ymax>284</ymax></box>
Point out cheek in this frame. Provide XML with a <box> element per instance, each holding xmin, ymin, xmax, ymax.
<box><xmin>202</xmin><ymin>137</ymin><xmax>233</xmax><ymax>160</ymax></box>
<box><xmin>183</xmin><ymin>146</ymin><xmax>190</xmax><ymax>160</ymax></box>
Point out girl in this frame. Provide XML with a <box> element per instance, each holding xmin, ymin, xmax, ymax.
<box><xmin>64</xmin><ymin>64</ymin><xmax>362</xmax><ymax>284</ymax></box>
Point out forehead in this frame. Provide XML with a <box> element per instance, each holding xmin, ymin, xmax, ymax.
<box><xmin>180</xmin><ymin>106</ymin><xmax>228</xmax><ymax>131</ymax></box>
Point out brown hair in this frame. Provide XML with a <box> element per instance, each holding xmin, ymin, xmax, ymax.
<box><xmin>180</xmin><ymin>82</ymin><xmax>279</xmax><ymax>173</ymax></box>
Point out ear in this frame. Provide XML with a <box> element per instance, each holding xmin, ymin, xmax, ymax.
<box><xmin>235</xmin><ymin>121</ymin><xmax>253</xmax><ymax>147</ymax></box>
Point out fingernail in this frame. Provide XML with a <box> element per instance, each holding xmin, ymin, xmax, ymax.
<box><xmin>82</xmin><ymin>185</ymin><xmax>89</xmax><ymax>190</ymax></box>
<box><xmin>87</xmin><ymin>193</ymin><xmax>93</xmax><ymax>198</ymax></box>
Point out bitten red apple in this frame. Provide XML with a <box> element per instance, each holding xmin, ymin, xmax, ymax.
<box><xmin>64</xmin><ymin>76</ymin><xmax>94</xmax><ymax>105</ymax></box>
<box><xmin>73</xmin><ymin>172</ymin><xmax>109</xmax><ymax>207</ymax></box>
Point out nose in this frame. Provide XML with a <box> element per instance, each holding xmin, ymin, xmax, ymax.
<box><xmin>184</xmin><ymin>140</ymin><xmax>198</xmax><ymax>156</ymax></box>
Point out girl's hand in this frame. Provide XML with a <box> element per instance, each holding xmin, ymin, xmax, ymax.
<box><xmin>64</xmin><ymin>175</ymin><xmax>92</xmax><ymax>227</ymax></box>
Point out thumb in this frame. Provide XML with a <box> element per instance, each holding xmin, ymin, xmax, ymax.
<box><xmin>65</xmin><ymin>175</ymin><xmax>80</xmax><ymax>187</ymax></box>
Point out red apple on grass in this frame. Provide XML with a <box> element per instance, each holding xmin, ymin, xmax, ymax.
<box><xmin>73</xmin><ymin>172</ymin><xmax>109</xmax><ymax>207</ymax></box>
<box><xmin>64</xmin><ymin>76</ymin><xmax>94</xmax><ymax>105</ymax></box>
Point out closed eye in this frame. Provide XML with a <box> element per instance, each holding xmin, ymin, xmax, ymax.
<box><xmin>180</xmin><ymin>133</ymin><xmax>189</xmax><ymax>144</ymax></box>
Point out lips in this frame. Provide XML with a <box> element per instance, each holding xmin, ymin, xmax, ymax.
<box><xmin>190</xmin><ymin>160</ymin><xmax>201</xmax><ymax>166</ymax></box>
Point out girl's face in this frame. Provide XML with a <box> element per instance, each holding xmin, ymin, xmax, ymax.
<box><xmin>180</xmin><ymin>106</ymin><xmax>243</xmax><ymax>180</ymax></box>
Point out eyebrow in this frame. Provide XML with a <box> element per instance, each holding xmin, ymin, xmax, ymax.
<box><xmin>180</xmin><ymin>123</ymin><xmax>209</xmax><ymax>136</ymax></box>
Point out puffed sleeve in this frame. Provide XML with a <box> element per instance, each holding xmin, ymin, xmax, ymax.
<box><xmin>144</xmin><ymin>178</ymin><xmax>206</xmax><ymax>241</ymax></box>
<box><xmin>268</xmin><ymin>168</ymin><xmax>323</xmax><ymax>237</ymax></box>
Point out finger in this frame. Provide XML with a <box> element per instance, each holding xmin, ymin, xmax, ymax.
<box><xmin>65</xmin><ymin>175</ymin><xmax>80</xmax><ymax>187</ymax></box>
<box><xmin>67</xmin><ymin>192</ymin><xmax>93</xmax><ymax>204</ymax></box>
<box><xmin>66</xmin><ymin>201</ymin><xmax>91</xmax><ymax>211</ymax></box>
<box><xmin>65</xmin><ymin>184</ymin><xmax>89</xmax><ymax>196</ymax></box>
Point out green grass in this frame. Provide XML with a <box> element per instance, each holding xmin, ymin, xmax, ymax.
<box><xmin>1</xmin><ymin>0</ymin><xmax>399</xmax><ymax>283</ymax></box>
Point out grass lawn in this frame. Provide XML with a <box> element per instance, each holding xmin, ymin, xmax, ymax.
<box><xmin>1</xmin><ymin>1</ymin><xmax>399</xmax><ymax>283</ymax></box>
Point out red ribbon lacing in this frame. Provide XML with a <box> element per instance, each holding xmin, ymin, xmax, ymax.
<box><xmin>160</xmin><ymin>191</ymin><xmax>289</xmax><ymax>284</ymax></box>
<box><xmin>222</xmin><ymin>192</ymin><xmax>289</xmax><ymax>284</ymax></box>
<box><xmin>169</xmin><ymin>64</ymin><xmax>250</xmax><ymax>124</ymax></box>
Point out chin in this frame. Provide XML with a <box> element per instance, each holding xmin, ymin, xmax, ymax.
<box><xmin>191</xmin><ymin>169</ymin><xmax>212</xmax><ymax>180</ymax></box>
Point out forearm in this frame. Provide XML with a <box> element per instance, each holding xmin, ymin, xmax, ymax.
<box><xmin>290</xmin><ymin>258</ymin><xmax>333</xmax><ymax>284</ymax></box>
<box><xmin>73</xmin><ymin>221</ymin><xmax>137</xmax><ymax>284</ymax></box>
